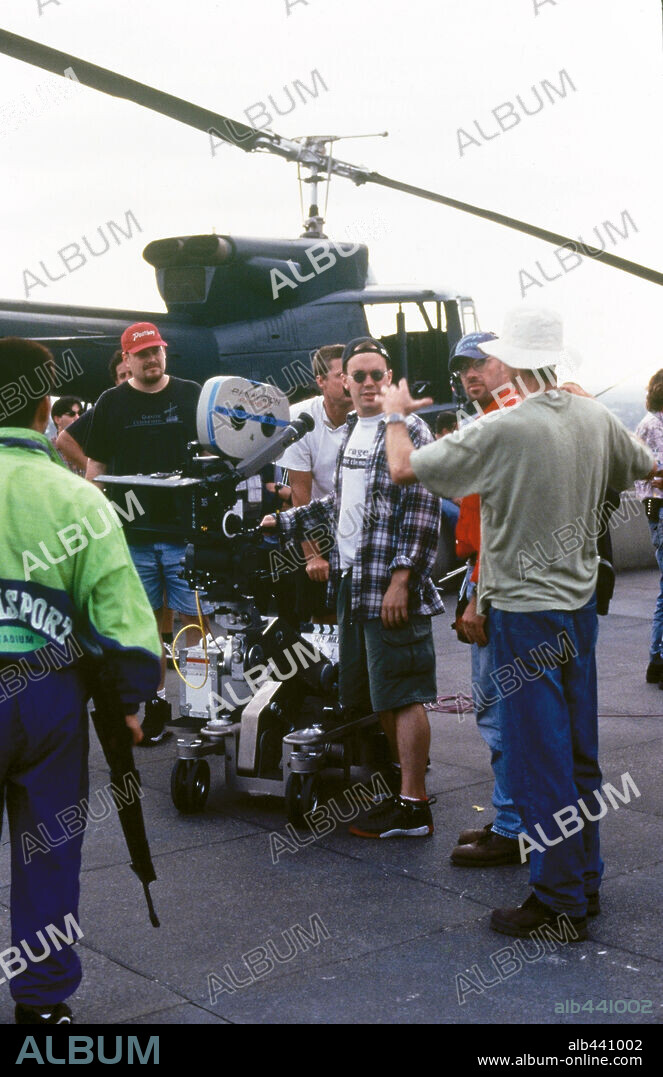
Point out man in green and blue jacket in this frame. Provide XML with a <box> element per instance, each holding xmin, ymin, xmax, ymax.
<box><xmin>0</xmin><ymin>338</ymin><xmax>161</xmax><ymax>1024</ymax></box>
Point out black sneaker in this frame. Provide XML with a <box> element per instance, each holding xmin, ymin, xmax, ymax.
<box><xmin>646</xmin><ymin>658</ymin><xmax>663</xmax><ymax>683</ymax></box>
<box><xmin>15</xmin><ymin>1002</ymin><xmax>73</xmax><ymax>1024</ymax></box>
<box><xmin>139</xmin><ymin>698</ymin><xmax>173</xmax><ymax>747</ymax></box>
<box><xmin>348</xmin><ymin>794</ymin><xmax>436</xmax><ymax>838</ymax></box>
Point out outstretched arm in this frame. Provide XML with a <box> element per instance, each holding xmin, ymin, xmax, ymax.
<box><xmin>381</xmin><ymin>379</ymin><xmax>433</xmax><ymax>486</ymax></box>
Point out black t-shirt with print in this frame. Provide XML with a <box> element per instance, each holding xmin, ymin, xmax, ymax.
<box><xmin>86</xmin><ymin>377</ymin><xmax>201</xmax><ymax>541</ymax></box>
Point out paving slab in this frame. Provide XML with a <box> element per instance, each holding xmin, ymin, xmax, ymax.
<box><xmin>195</xmin><ymin>923</ymin><xmax>663</xmax><ymax>1026</ymax></box>
<box><xmin>74</xmin><ymin>835</ymin><xmax>484</xmax><ymax>1007</ymax></box>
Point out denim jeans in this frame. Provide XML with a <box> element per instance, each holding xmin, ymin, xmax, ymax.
<box><xmin>471</xmin><ymin>638</ymin><xmax>523</xmax><ymax>840</ymax></box>
<box><xmin>647</xmin><ymin>519</ymin><xmax>663</xmax><ymax>659</ymax></box>
<box><xmin>129</xmin><ymin>542</ymin><xmax>214</xmax><ymax>616</ymax></box>
<box><xmin>491</xmin><ymin>599</ymin><xmax>603</xmax><ymax>916</ymax></box>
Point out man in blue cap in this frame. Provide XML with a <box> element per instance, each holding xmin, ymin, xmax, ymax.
<box><xmin>446</xmin><ymin>332</ymin><xmax>527</xmax><ymax>867</ymax></box>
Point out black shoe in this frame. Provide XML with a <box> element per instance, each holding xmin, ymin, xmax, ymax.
<box><xmin>140</xmin><ymin>698</ymin><xmax>173</xmax><ymax>747</ymax></box>
<box><xmin>451</xmin><ymin>829</ymin><xmax>525</xmax><ymax>867</ymax></box>
<box><xmin>490</xmin><ymin>891</ymin><xmax>587</xmax><ymax>940</ymax></box>
<box><xmin>15</xmin><ymin>1002</ymin><xmax>73</xmax><ymax>1024</ymax></box>
<box><xmin>348</xmin><ymin>794</ymin><xmax>436</xmax><ymax>838</ymax></box>
<box><xmin>587</xmin><ymin>892</ymin><xmax>600</xmax><ymax>917</ymax></box>
<box><xmin>647</xmin><ymin>658</ymin><xmax>663</xmax><ymax>683</ymax></box>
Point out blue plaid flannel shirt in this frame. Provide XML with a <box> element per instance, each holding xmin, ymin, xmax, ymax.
<box><xmin>278</xmin><ymin>412</ymin><xmax>443</xmax><ymax>621</ymax></box>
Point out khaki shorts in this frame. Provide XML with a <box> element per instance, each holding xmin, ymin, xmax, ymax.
<box><xmin>337</xmin><ymin>571</ymin><xmax>437</xmax><ymax>714</ymax></box>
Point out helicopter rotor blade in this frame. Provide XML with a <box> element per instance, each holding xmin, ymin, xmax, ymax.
<box><xmin>1</xmin><ymin>29</ymin><xmax>660</xmax><ymax>288</ymax></box>
<box><xmin>359</xmin><ymin>172</ymin><xmax>663</xmax><ymax>288</ymax></box>
<box><xmin>0</xmin><ymin>28</ymin><xmax>261</xmax><ymax>152</ymax></box>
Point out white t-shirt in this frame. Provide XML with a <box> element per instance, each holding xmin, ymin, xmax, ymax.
<box><xmin>337</xmin><ymin>414</ymin><xmax>382</xmax><ymax>570</ymax></box>
<box><xmin>280</xmin><ymin>395</ymin><xmax>347</xmax><ymax>500</ymax></box>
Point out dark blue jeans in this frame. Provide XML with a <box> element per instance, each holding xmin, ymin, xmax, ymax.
<box><xmin>647</xmin><ymin>519</ymin><xmax>663</xmax><ymax>659</ymax></box>
<box><xmin>491</xmin><ymin>600</ymin><xmax>603</xmax><ymax>916</ymax></box>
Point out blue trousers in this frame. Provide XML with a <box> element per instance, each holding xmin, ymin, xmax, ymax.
<box><xmin>491</xmin><ymin>601</ymin><xmax>603</xmax><ymax>916</ymax></box>
<box><xmin>0</xmin><ymin>667</ymin><xmax>88</xmax><ymax>1005</ymax></box>
<box><xmin>647</xmin><ymin>519</ymin><xmax>663</xmax><ymax>659</ymax></box>
<box><xmin>471</xmin><ymin>639</ymin><xmax>523</xmax><ymax>840</ymax></box>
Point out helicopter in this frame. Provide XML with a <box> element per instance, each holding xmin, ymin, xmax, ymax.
<box><xmin>0</xmin><ymin>27</ymin><xmax>661</xmax><ymax>408</ymax></box>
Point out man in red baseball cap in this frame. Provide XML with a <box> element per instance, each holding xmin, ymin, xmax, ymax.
<box><xmin>120</xmin><ymin>321</ymin><xmax>168</xmax><ymax>356</ymax></box>
<box><xmin>86</xmin><ymin>322</ymin><xmax>208</xmax><ymax>745</ymax></box>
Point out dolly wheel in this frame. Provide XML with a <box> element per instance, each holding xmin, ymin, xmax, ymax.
<box><xmin>285</xmin><ymin>772</ymin><xmax>322</xmax><ymax>827</ymax></box>
<box><xmin>171</xmin><ymin>759</ymin><xmax>210</xmax><ymax>814</ymax></box>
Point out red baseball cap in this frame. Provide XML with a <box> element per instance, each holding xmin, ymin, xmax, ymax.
<box><xmin>121</xmin><ymin>322</ymin><xmax>168</xmax><ymax>354</ymax></box>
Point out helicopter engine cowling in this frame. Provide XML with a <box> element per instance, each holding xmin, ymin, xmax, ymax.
<box><xmin>142</xmin><ymin>234</ymin><xmax>369</xmax><ymax>323</ymax></box>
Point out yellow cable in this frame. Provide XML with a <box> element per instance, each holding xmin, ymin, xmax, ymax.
<box><xmin>172</xmin><ymin>590</ymin><xmax>209</xmax><ymax>689</ymax></box>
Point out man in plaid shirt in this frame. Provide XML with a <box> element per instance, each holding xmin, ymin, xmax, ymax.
<box><xmin>263</xmin><ymin>337</ymin><xmax>442</xmax><ymax>838</ymax></box>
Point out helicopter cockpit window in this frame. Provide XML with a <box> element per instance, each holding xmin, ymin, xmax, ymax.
<box><xmin>364</xmin><ymin>302</ymin><xmax>444</xmax><ymax>339</ymax></box>
<box><xmin>460</xmin><ymin>300</ymin><xmax>479</xmax><ymax>335</ymax></box>
<box><xmin>362</xmin><ymin>301</ymin><xmax>451</xmax><ymax>403</ymax></box>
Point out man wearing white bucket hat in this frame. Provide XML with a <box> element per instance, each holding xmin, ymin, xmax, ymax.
<box><xmin>381</xmin><ymin>306</ymin><xmax>657</xmax><ymax>939</ymax></box>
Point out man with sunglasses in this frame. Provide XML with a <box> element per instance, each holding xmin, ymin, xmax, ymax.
<box><xmin>50</xmin><ymin>396</ymin><xmax>86</xmax><ymax>474</ymax></box>
<box><xmin>446</xmin><ymin>333</ymin><xmax>526</xmax><ymax>868</ymax></box>
<box><xmin>263</xmin><ymin>337</ymin><xmax>442</xmax><ymax>838</ymax></box>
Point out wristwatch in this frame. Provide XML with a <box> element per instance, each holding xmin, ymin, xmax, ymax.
<box><xmin>384</xmin><ymin>412</ymin><xmax>407</xmax><ymax>426</ymax></box>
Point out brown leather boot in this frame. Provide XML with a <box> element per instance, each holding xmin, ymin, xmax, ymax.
<box><xmin>491</xmin><ymin>892</ymin><xmax>587</xmax><ymax>940</ymax></box>
<box><xmin>451</xmin><ymin>828</ymin><xmax>525</xmax><ymax>866</ymax></box>
<box><xmin>457</xmin><ymin>821</ymin><xmax>493</xmax><ymax>845</ymax></box>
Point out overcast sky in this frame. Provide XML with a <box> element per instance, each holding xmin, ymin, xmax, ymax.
<box><xmin>0</xmin><ymin>0</ymin><xmax>660</xmax><ymax>392</ymax></box>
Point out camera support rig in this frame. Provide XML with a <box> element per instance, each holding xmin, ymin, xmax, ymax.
<box><xmin>99</xmin><ymin>376</ymin><xmax>388</xmax><ymax>824</ymax></box>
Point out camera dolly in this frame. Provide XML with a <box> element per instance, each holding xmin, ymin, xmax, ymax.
<box><xmin>169</xmin><ymin>599</ymin><xmax>389</xmax><ymax>824</ymax></box>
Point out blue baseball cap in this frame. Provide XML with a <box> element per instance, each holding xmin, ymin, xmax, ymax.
<box><xmin>449</xmin><ymin>331</ymin><xmax>498</xmax><ymax>372</ymax></box>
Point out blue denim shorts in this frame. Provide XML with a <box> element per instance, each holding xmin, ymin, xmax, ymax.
<box><xmin>129</xmin><ymin>542</ymin><xmax>212</xmax><ymax>616</ymax></box>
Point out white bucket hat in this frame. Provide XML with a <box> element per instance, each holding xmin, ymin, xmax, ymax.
<box><xmin>478</xmin><ymin>306</ymin><xmax>567</xmax><ymax>370</ymax></box>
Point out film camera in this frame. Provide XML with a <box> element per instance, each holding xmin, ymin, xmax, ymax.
<box><xmin>101</xmin><ymin>376</ymin><xmax>387</xmax><ymax>824</ymax></box>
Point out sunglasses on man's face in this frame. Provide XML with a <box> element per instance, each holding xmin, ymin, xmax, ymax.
<box><xmin>347</xmin><ymin>369</ymin><xmax>388</xmax><ymax>384</ymax></box>
<box><xmin>456</xmin><ymin>357</ymin><xmax>489</xmax><ymax>375</ymax></box>
<box><xmin>63</xmin><ymin>409</ymin><xmax>83</xmax><ymax>418</ymax></box>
